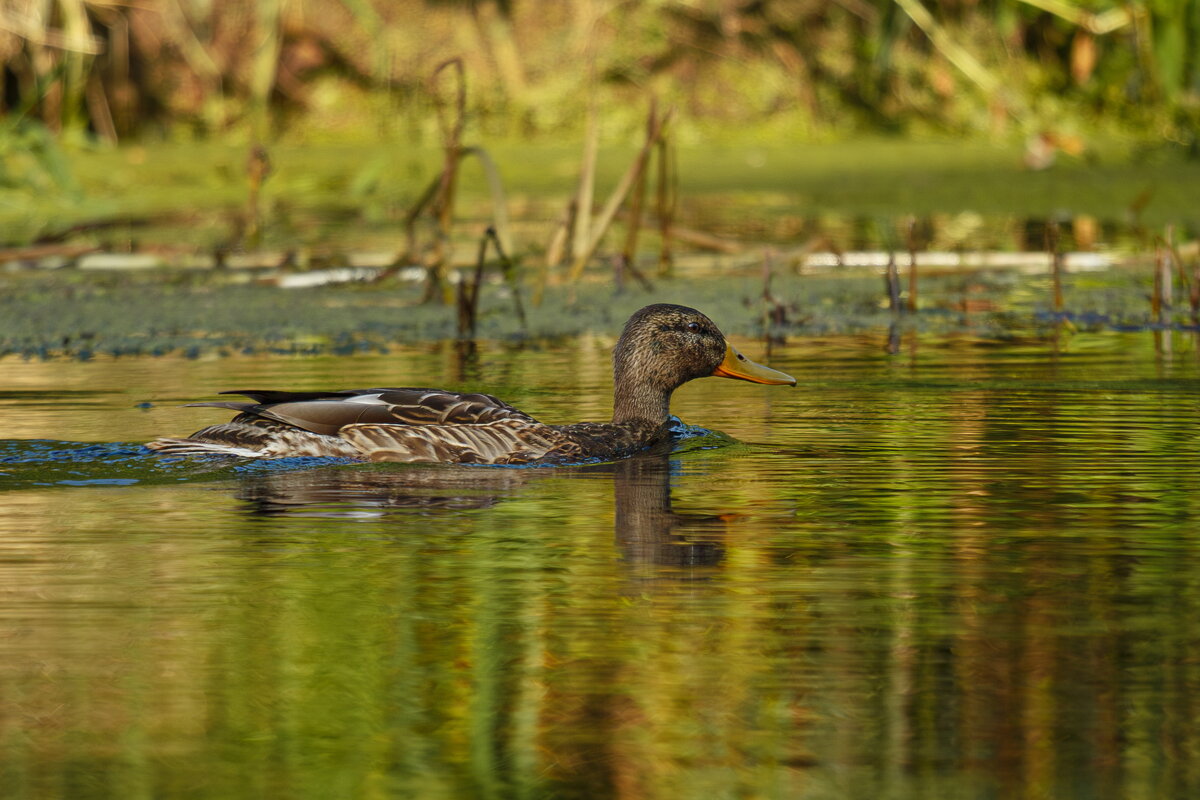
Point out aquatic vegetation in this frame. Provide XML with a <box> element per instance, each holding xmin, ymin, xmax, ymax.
<box><xmin>1</xmin><ymin>262</ymin><xmax>1196</xmax><ymax>361</ymax></box>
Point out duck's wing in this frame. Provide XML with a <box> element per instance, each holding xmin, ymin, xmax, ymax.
<box><xmin>196</xmin><ymin>388</ymin><xmax>539</xmax><ymax>436</ymax></box>
<box><xmin>173</xmin><ymin>387</ymin><xmax>564</xmax><ymax>463</ymax></box>
<box><xmin>341</xmin><ymin>418</ymin><xmax>570</xmax><ymax>464</ymax></box>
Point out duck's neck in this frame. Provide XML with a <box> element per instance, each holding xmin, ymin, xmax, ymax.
<box><xmin>611</xmin><ymin>377</ymin><xmax>673</xmax><ymax>426</ymax></box>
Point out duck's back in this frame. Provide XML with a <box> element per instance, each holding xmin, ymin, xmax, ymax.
<box><xmin>148</xmin><ymin>387</ymin><xmax>559</xmax><ymax>462</ymax></box>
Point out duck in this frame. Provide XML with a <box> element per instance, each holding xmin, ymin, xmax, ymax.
<box><xmin>146</xmin><ymin>303</ymin><xmax>795</xmax><ymax>464</ymax></box>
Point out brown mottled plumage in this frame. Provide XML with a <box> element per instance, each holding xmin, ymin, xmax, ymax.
<box><xmin>146</xmin><ymin>304</ymin><xmax>795</xmax><ymax>464</ymax></box>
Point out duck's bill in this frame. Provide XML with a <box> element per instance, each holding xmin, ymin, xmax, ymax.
<box><xmin>712</xmin><ymin>344</ymin><xmax>796</xmax><ymax>386</ymax></box>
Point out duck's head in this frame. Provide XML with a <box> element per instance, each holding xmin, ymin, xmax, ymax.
<box><xmin>611</xmin><ymin>304</ymin><xmax>795</xmax><ymax>424</ymax></box>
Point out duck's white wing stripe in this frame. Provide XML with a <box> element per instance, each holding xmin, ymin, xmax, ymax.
<box><xmin>343</xmin><ymin>393</ymin><xmax>387</xmax><ymax>405</ymax></box>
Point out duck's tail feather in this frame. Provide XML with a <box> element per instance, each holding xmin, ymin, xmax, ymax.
<box><xmin>184</xmin><ymin>401</ymin><xmax>259</xmax><ymax>413</ymax></box>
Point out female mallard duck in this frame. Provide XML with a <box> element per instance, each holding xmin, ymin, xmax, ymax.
<box><xmin>147</xmin><ymin>304</ymin><xmax>794</xmax><ymax>464</ymax></box>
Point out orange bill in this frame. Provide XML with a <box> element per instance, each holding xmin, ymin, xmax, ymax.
<box><xmin>711</xmin><ymin>344</ymin><xmax>796</xmax><ymax>385</ymax></box>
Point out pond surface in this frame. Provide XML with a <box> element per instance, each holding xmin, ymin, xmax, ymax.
<box><xmin>1</xmin><ymin>331</ymin><xmax>1199</xmax><ymax>799</ymax></box>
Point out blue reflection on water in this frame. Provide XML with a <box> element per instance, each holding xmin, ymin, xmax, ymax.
<box><xmin>0</xmin><ymin>419</ymin><xmax>734</xmax><ymax>491</ymax></box>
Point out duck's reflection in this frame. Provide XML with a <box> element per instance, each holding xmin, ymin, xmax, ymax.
<box><xmin>234</xmin><ymin>450</ymin><xmax>725</xmax><ymax>567</ymax></box>
<box><xmin>610</xmin><ymin>452</ymin><xmax>726</xmax><ymax>568</ymax></box>
<box><xmin>235</xmin><ymin>462</ymin><xmax>525</xmax><ymax>515</ymax></box>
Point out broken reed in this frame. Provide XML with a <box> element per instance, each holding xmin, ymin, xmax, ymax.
<box><xmin>378</xmin><ymin>58</ymin><xmax>678</xmax><ymax>317</ymax></box>
<box><xmin>457</xmin><ymin>226</ymin><xmax>527</xmax><ymax>339</ymax></box>
<box><xmin>378</xmin><ymin>59</ymin><xmax>514</xmax><ymax>309</ymax></box>
<box><xmin>906</xmin><ymin>217</ymin><xmax>919</xmax><ymax>313</ymax></box>
<box><xmin>885</xmin><ymin>251</ymin><xmax>901</xmax><ymax>312</ymax></box>
<box><xmin>880</xmin><ymin>219</ymin><xmax>920</xmax><ymax>315</ymax></box>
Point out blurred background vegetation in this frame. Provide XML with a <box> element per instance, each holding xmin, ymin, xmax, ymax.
<box><xmin>2</xmin><ymin>0</ymin><xmax>1197</xmax><ymax>146</ymax></box>
<box><xmin>2</xmin><ymin>0</ymin><xmax>1199</xmax><ymax>268</ymax></box>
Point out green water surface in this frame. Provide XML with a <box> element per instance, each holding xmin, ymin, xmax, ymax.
<box><xmin>1</xmin><ymin>331</ymin><xmax>1199</xmax><ymax>799</ymax></box>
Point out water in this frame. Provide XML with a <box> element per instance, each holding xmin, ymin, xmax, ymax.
<box><xmin>1</xmin><ymin>331</ymin><xmax>1199</xmax><ymax>799</ymax></box>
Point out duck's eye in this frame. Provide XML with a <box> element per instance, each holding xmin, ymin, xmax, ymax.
<box><xmin>686</xmin><ymin>322</ymin><xmax>701</xmax><ymax>333</ymax></box>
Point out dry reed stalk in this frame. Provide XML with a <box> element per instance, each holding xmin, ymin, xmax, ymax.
<box><xmin>84</xmin><ymin>73</ymin><xmax>117</xmax><ymax>143</ymax></box>
<box><xmin>893</xmin><ymin>0</ymin><xmax>1001</xmax><ymax>96</ymax></box>
<box><xmin>905</xmin><ymin>217</ymin><xmax>919</xmax><ymax>313</ymax></box>
<box><xmin>613</xmin><ymin>254</ymin><xmax>653</xmax><ymax>293</ymax></box>
<box><xmin>620</xmin><ymin>103</ymin><xmax>652</xmax><ymax>277</ymax></box>
<box><xmin>572</xmin><ymin>104</ymin><xmax>600</xmax><ymax>263</ymax></box>
<box><xmin>1152</xmin><ymin>244</ymin><xmax>1164</xmax><ymax>323</ymax></box>
<box><xmin>244</xmin><ymin>145</ymin><xmax>271</xmax><ymax>249</ymax></box>
<box><xmin>617</xmin><ymin>211</ymin><xmax>742</xmax><ymax>254</ymax></box>
<box><xmin>457</xmin><ymin>225</ymin><xmax>527</xmax><ymax>339</ymax></box>
<box><xmin>486</xmin><ymin>225</ymin><xmax>527</xmax><ymax>333</ymax></box>
<box><xmin>462</xmin><ymin>146</ymin><xmax>514</xmax><ymax>256</ymax></box>
<box><xmin>248</xmin><ymin>0</ymin><xmax>283</xmax><ymax>142</ymax></box>
<box><xmin>655</xmin><ymin>134</ymin><xmax>676</xmax><ymax>276</ymax></box>
<box><xmin>567</xmin><ymin>103</ymin><xmax>672</xmax><ymax>283</ymax></box>
<box><xmin>544</xmin><ymin>201</ymin><xmax>574</xmax><ymax>271</ymax></box>
<box><xmin>535</xmin><ymin>198</ymin><xmax>576</xmax><ymax>307</ymax></box>
<box><xmin>1192</xmin><ymin>261</ymin><xmax>1200</xmax><ymax>322</ymax></box>
<box><xmin>425</xmin><ymin>58</ymin><xmax>467</xmax><ymax>304</ymax></box>
<box><xmin>886</xmin><ymin>251</ymin><xmax>901</xmax><ymax>312</ymax></box>
<box><xmin>613</xmin><ymin>99</ymin><xmax>661</xmax><ymax>292</ymax></box>
<box><xmin>391</xmin><ymin>175</ymin><xmax>442</xmax><ymax>270</ymax></box>
<box><xmin>162</xmin><ymin>0</ymin><xmax>226</xmax><ymax>129</ymax></box>
<box><xmin>0</xmin><ymin>243</ymin><xmax>98</xmax><ymax>264</ymax></box>
<box><xmin>1046</xmin><ymin>222</ymin><xmax>1063</xmax><ymax>313</ymax></box>
<box><xmin>457</xmin><ymin>232</ymin><xmax>490</xmax><ymax>338</ymax></box>
<box><xmin>761</xmin><ymin>249</ymin><xmax>787</xmax><ymax>328</ymax></box>
<box><xmin>1164</xmin><ymin>227</ymin><xmax>1192</xmax><ymax>315</ymax></box>
<box><xmin>1160</xmin><ymin>244</ymin><xmax>1173</xmax><ymax>319</ymax></box>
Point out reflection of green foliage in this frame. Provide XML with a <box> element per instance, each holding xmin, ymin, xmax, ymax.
<box><xmin>1</xmin><ymin>333</ymin><xmax>1199</xmax><ymax>797</ymax></box>
<box><xmin>0</xmin><ymin>135</ymin><xmax>1188</xmax><ymax>251</ymax></box>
